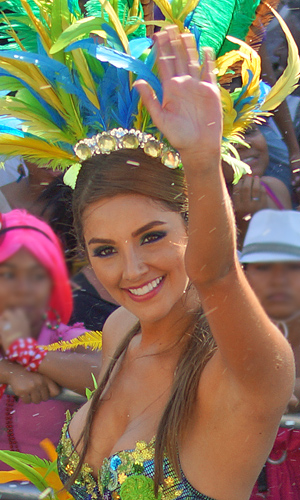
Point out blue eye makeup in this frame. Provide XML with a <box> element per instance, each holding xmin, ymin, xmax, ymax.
<box><xmin>93</xmin><ymin>246</ymin><xmax>116</xmax><ymax>258</ymax></box>
<box><xmin>141</xmin><ymin>231</ymin><xmax>167</xmax><ymax>244</ymax></box>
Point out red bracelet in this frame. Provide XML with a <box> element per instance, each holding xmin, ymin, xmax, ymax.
<box><xmin>0</xmin><ymin>339</ymin><xmax>47</xmax><ymax>400</ymax></box>
<box><xmin>6</xmin><ymin>338</ymin><xmax>46</xmax><ymax>371</ymax></box>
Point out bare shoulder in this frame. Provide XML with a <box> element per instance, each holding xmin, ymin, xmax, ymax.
<box><xmin>102</xmin><ymin>307</ymin><xmax>139</xmax><ymax>357</ymax></box>
<box><xmin>261</xmin><ymin>176</ymin><xmax>292</xmax><ymax>209</ymax></box>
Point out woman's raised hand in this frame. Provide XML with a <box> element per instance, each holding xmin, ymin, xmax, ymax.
<box><xmin>134</xmin><ymin>26</ymin><xmax>222</xmax><ymax>159</ymax></box>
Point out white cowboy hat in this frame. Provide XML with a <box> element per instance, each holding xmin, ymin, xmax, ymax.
<box><xmin>240</xmin><ymin>209</ymin><xmax>300</xmax><ymax>263</ymax></box>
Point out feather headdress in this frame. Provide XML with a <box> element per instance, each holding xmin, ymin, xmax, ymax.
<box><xmin>0</xmin><ymin>0</ymin><xmax>298</xmax><ymax>184</ymax></box>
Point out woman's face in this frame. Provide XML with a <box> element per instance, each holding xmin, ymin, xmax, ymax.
<box><xmin>245</xmin><ymin>262</ymin><xmax>300</xmax><ymax>320</ymax></box>
<box><xmin>236</xmin><ymin>127</ymin><xmax>269</xmax><ymax>177</ymax></box>
<box><xmin>83</xmin><ymin>193</ymin><xmax>189</xmax><ymax>323</ymax></box>
<box><xmin>0</xmin><ymin>247</ymin><xmax>52</xmax><ymax>327</ymax></box>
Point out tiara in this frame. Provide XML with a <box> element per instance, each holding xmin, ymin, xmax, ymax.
<box><xmin>74</xmin><ymin>129</ymin><xmax>181</xmax><ymax>168</ymax></box>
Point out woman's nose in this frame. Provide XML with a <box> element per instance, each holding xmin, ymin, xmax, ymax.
<box><xmin>15</xmin><ymin>277</ymin><xmax>33</xmax><ymax>294</ymax></box>
<box><xmin>122</xmin><ymin>248</ymin><xmax>148</xmax><ymax>282</ymax></box>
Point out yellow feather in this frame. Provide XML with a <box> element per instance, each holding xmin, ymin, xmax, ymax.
<box><xmin>216</xmin><ymin>50</ymin><xmax>241</xmax><ymax>77</ymax></box>
<box><xmin>130</xmin><ymin>0</ymin><xmax>139</xmax><ymax>18</ymax></box>
<box><xmin>19</xmin><ymin>0</ymin><xmax>52</xmax><ymax>52</ymax></box>
<box><xmin>44</xmin><ymin>331</ymin><xmax>103</xmax><ymax>351</ymax></box>
<box><xmin>71</xmin><ymin>49</ymin><xmax>100</xmax><ymax>110</ymax></box>
<box><xmin>1</xmin><ymin>12</ymin><xmax>26</xmax><ymax>51</ymax></box>
<box><xmin>151</xmin><ymin>0</ymin><xmax>181</xmax><ymax>28</ymax></box>
<box><xmin>179</xmin><ymin>0</ymin><xmax>203</xmax><ymax>23</ymax></box>
<box><xmin>220</xmin><ymin>86</ymin><xmax>237</xmax><ymax>138</ymax></box>
<box><xmin>0</xmin><ymin>135</ymin><xmax>76</xmax><ymax>161</ymax></box>
<box><xmin>0</xmin><ymin>58</ymin><xmax>66</xmax><ymax>115</ymax></box>
<box><xmin>98</xmin><ymin>0</ymin><xmax>129</xmax><ymax>53</ymax></box>
<box><xmin>260</xmin><ymin>6</ymin><xmax>300</xmax><ymax>111</ymax></box>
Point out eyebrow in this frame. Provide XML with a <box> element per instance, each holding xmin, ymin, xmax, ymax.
<box><xmin>88</xmin><ymin>220</ymin><xmax>167</xmax><ymax>246</ymax></box>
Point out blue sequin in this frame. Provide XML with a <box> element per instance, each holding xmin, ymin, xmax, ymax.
<box><xmin>110</xmin><ymin>455</ymin><xmax>122</xmax><ymax>471</ymax></box>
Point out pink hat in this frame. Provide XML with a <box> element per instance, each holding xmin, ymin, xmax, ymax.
<box><xmin>0</xmin><ymin>210</ymin><xmax>72</xmax><ymax>324</ymax></box>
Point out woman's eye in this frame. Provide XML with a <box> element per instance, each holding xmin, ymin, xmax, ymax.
<box><xmin>142</xmin><ymin>231</ymin><xmax>167</xmax><ymax>244</ymax></box>
<box><xmin>255</xmin><ymin>264</ymin><xmax>271</xmax><ymax>272</ymax></box>
<box><xmin>0</xmin><ymin>271</ymin><xmax>14</xmax><ymax>280</ymax></box>
<box><xmin>93</xmin><ymin>246</ymin><xmax>116</xmax><ymax>258</ymax></box>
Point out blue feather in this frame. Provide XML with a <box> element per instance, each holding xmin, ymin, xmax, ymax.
<box><xmin>0</xmin><ymin>125</ymin><xmax>25</xmax><ymax>137</ymax></box>
<box><xmin>101</xmin><ymin>23</ymin><xmax>124</xmax><ymax>52</ymax></box>
<box><xmin>67</xmin><ymin>41</ymin><xmax>163</xmax><ymax>103</ymax></box>
<box><xmin>144</xmin><ymin>45</ymin><xmax>156</xmax><ymax>71</ymax></box>
<box><xmin>258</xmin><ymin>81</ymin><xmax>271</xmax><ymax>105</ymax></box>
<box><xmin>129</xmin><ymin>38</ymin><xmax>153</xmax><ymax>59</ymax></box>
<box><xmin>1</xmin><ymin>116</ymin><xmax>24</xmax><ymax>128</ymax></box>
<box><xmin>0</xmin><ymin>69</ymin><xmax>66</xmax><ymax>127</ymax></box>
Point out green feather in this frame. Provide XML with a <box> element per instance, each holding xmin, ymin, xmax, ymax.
<box><xmin>0</xmin><ymin>451</ymin><xmax>51</xmax><ymax>492</ymax></box>
<box><xmin>218</xmin><ymin>0</ymin><xmax>261</xmax><ymax>56</ymax></box>
<box><xmin>50</xmin><ymin>17</ymin><xmax>107</xmax><ymax>54</ymax></box>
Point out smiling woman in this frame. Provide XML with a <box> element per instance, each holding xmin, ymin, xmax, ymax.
<box><xmin>52</xmin><ymin>29</ymin><xmax>297</xmax><ymax>500</ymax></box>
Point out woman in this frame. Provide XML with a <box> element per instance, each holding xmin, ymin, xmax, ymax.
<box><xmin>0</xmin><ymin>209</ymin><xmax>99</xmax><ymax>461</ymax></box>
<box><xmin>240</xmin><ymin>209</ymin><xmax>300</xmax><ymax>499</ymax></box>
<box><xmin>56</xmin><ymin>29</ymin><xmax>295</xmax><ymax>500</ymax></box>
<box><xmin>223</xmin><ymin>125</ymin><xmax>292</xmax><ymax>247</ymax></box>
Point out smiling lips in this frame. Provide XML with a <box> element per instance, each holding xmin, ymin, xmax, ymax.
<box><xmin>128</xmin><ymin>276</ymin><xmax>163</xmax><ymax>297</ymax></box>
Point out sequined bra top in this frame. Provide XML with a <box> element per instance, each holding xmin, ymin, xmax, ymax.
<box><xmin>57</xmin><ymin>411</ymin><xmax>216</xmax><ymax>500</ymax></box>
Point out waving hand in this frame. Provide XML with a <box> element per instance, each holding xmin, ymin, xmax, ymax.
<box><xmin>134</xmin><ymin>26</ymin><xmax>222</xmax><ymax>159</ymax></box>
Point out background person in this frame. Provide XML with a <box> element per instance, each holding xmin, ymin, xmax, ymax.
<box><xmin>240</xmin><ymin>208</ymin><xmax>300</xmax><ymax>499</ymax></box>
<box><xmin>0</xmin><ymin>210</ymin><xmax>99</xmax><ymax>464</ymax></box>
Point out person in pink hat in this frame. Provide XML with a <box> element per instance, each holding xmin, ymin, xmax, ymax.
<box><xmin>0</xmin><ymin>209</ymin><xmax>99</xmax><ymax>466</ymax></box>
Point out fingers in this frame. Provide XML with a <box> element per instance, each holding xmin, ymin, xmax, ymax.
<box><xmin>182</xmin><ymin>34</ymin><xmax>200</xmax><ymax>79</ymax></box>
<box><xmin>46</xmin><ymin>378</ymin><xmax>61</xmax><ymax>399</ymax></box>
<box><xmin>251</xmin><ymin>175</ymin><xmax>261</xmax><ymax>201</ymax></box>
<box><xmin>133</xmin><ymin>79</ymin><xmax>162</xmax><ymax>125</ymax></box>
<box><xmin>232</xmin><ymin>175</ymin><xmax>268</xmax><ymax>216</ymax></box>
<box><xmin>201</xmin><ymin>47</ymin><xmax>217</xmax><ymax>85</ymax></box>
<box><xmin>154</xmin><ymin>26</ymin><xmax>200</xmax><ymax>80</ymax></box>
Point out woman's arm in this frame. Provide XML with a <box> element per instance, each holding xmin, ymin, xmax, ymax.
<box><xmin>0</xmin><ymin>313</ymin><xmax>102</xmax><ymax>396</ymax></box>
<box><xmin>37</xmin><ymin>350</ymin><xmax>101</xmax><ymax>395</ymax></box>
<box><xmin>136</xmin><ymin>27</ymin><xmax>294</xmax><ymax>412</ymax></box>
<box><xmin>0</xmin><ymin>357</ymin><xmax>60</xmax><ymax>403</ymax></box>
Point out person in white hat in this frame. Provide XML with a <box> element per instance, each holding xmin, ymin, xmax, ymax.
<box><xmin>241</xmin><ymin>209</ymin><xmax>300</xmax><ymax>499</ymax></box>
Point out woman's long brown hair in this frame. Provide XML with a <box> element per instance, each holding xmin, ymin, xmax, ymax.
<box><xmin>68</xmin><ymin>149</ymin><xmax>216</xmax><ymax>494</ymax></box>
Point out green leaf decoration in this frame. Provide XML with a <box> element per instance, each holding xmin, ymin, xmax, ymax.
<box><xmin>50</xmin><ymin>17</ymin><xmax>106</xmax><ymax>54</ymax></box>
<box><xmin>63</xmin><ymin>162</ymin><xmax>82</xmax><ymax>189</ymax></box>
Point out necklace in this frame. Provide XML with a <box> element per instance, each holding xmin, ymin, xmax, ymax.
<box><xmin>5</xmin><ymin>395</ymin><xmax>19</xmax><ymax>452</ymax></box>
<box><xmin>271</xmin><ymin>310</ymin><xmax>300</xmax><ymax>341</ymax></box>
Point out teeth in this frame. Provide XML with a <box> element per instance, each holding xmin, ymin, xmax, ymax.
<box><xmin>129</xmin><ymin>277</ymin><xmax>163</xmax><ymax>296</ymax></box>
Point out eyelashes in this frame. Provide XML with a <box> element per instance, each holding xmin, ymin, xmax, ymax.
<box><xmin>92</xmin><ymin>246</ymin><xmax>116</xmax><ymax>258</ymax></box>
<box><xmin>141</xmin><ymin>231</ymin><xmax>167</xmax><ymax>244</ymax></box>
<box><xmin>92</xmin><ymin>231</ymin><xmax>167</xmax><ymax>258</ymax></box>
